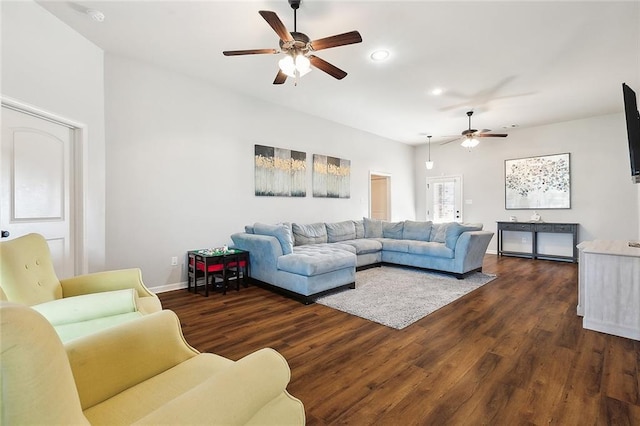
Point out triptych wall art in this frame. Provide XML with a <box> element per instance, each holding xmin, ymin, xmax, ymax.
<box><xmin>254</xmin><ymin>144</ymin><xmax>306</xmax><ymax>197</ymax></box>
<box><xmin>505</xmin><ymin>153</ymin><xmax>571</xmax><ymax>209</ymax></box>
<box><xmin>312</xmin><ymin>154</ymin><xmax>351</xmax><ymax>198</ymax></box>
<box><xmin>254</xmin><ymin>145</ymin><xmax>351</xmax><ymax>198</ymax></box>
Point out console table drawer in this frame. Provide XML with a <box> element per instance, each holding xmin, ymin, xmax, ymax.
<box><xmin>501</xmin><ymin>223</ymin><xmax>533</xmax><ymax>232</ymax></box>
<box><xmin>535</xmin><ymin>224</ymin><xmax>554</xmax><ymax>232</ymax></box>
<box><xmin>553</xmin><ymin>224</ymin><xmax>575</xmax><ymax>233</ymax></box>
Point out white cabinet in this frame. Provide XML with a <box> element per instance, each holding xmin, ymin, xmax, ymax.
<box><xmin>577</xmin><ymin>240</ymin><xmax>640</xmax><ymax>341</ymax></box>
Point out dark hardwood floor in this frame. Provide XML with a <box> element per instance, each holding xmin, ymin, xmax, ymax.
<box><xmin>159</xmin><ymin>255</ymin><xmax>640</xmax><ymax>425</ymax></box>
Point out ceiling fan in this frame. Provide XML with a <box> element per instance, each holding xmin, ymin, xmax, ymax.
<box><xmin>441</xmin><ymin>111</ymin><xmax>508</xmax><ymax>148</ymax></box>
<box><xmin>222</xmin><ymin>0</ymin><xmax>362</xmax><ymax>85</ymax></box>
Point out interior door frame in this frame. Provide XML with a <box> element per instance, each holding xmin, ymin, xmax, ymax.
<box><xmin>1</xmin><ymin>96</ymin><xmax>89</xmax><ymax>275</ymax></box>
<box><xmin>369</xmin><ymin>171</ymin><xmax>391</xmax><ymax>220</ymax></box>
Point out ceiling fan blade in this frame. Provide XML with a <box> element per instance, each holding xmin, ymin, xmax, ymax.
<box><xmin>258</xmin><ymin>10</ymin><xmax>293</xmax><ymax>42</ymax></box>
<box><xmin>310</xmin><ymin>31</ymin><xmax>363</xmax><ymax>51</ymax></box>
<box><xmin>309</xmin><ymin>55</ymin><xmax>347</xmax><ymax>80</ymax></box>
<box><xmin>477</xmin><ymin>133</ymin><xmax>508</xmax><ymax>138</ymax></box>
<box><xmin>273</xmin><ymin>70</ymin><xmax>287</xmax><ymax>85</ymax></box>
<box><xmin>223</xmin><ymin>49</ymin><xmax>278</xmax><ymax>56</ymax></box>
<box><xmin>439</xmin><ymin>137</ymin><xmax>462</xmax><ymax>145</ymax></box>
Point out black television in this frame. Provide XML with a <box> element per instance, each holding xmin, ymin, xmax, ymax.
<box><xmin>622</xmin><ymin>83</ymin><xmax>640</xmax><ymax>183</ymax></box>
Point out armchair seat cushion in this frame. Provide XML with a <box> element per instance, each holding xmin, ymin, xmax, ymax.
<box><xmin>32</xmin><ymin>289</ymin><xmax>138</xmax><ymax>326</ymax></box>
<box><xmin>30</xmin><ymin>289</ymin><xmax>144</xmax><ymax>342</ymax></box>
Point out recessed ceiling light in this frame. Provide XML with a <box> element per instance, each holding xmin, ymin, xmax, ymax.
<box><xmin>431</xmin><ymin>88</ymin><xmax>444</xmax><ymax>96</ymax></box>
<box><xmin>370</xmin><ymin>50</ymin><xmax>390</xmax><ymax>62</ymax></box>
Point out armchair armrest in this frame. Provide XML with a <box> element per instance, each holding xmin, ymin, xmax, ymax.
<box><xmin>65</xmin><ymin>310</ymin><xmax>198</xmax><ymax>410</ymax></box>
<box><xmin>60</xmin><ymin>268</ymin><xmax>161</xmax><ymax>313</ymax></box>
<box><xmin>133</xmin><ymin>348</ymin><xmax>305</xmax><ymax>425</ymax></box>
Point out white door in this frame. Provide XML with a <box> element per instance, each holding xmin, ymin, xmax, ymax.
<box><xmin>427</xmin><ymin>175</ymin><xmax>463</xmax><ymax>223</ymax></box>
<box><xmin>1</xmin><ymin>107</ymin><xmax>75</xmax><ymax>278</ymax></box>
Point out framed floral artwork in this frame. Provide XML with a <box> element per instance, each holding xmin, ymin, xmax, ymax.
<box><xmin>505</xmin><ymin>153</ymin><xmax>571</xmax><ymax>209</ymax></box>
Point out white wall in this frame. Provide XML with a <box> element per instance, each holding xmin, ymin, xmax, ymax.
<box><xmin>1</xmin><ymin>1</ymin><xmax>106</xmax><ymax>271</ymax></box>
<box><xmin>415</xmin><ymin>113</ymin><xmax>640</xmax><ymax>251</ymax></box>
<box><xmin>105</xmin><ymin>54</ymin><xmax>414</xmax><ymax>289</ymax></box>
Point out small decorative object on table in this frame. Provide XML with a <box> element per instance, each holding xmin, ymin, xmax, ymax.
<box><xmin>530</xmin><ymin>211</ymin><xmax>542</xmax><ymax>222</ymax></box>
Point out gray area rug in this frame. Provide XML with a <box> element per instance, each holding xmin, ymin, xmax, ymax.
<box><xmin>315</xmin><ymin>266</ymin><xmax>496</xmax><ymax>330</ymax></box>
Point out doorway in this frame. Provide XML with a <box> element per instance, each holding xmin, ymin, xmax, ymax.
<box><xmin>369</xmin><ymin>172</ymin><xmax>390</xmax><ymax>220</ymax></box>
<box><xmin>426</xmin><ymin>175</ymin><xmax>463</xmax><ymax>223</ymax></box>
<box><xmin>1</xmin><ymin>102</ymin><xmax>85</xmax><ymax>278</ymax></box>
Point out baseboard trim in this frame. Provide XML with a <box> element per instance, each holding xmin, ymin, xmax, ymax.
<box><xmin>152</xmin><ymin>281</ymin><xmax>188</xmax><ymax>293</ymax></box>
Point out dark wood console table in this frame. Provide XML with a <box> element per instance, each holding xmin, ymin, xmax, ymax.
<box><xmin>497</xmin><ymin>221</ymin><xmax>579</xmax><ymax>263</ymax></box>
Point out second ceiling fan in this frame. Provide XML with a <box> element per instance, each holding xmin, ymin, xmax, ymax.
<box><xmin>441</xmin><ymin>111</ymin><xmax>508</xmax><ymax>148</ymax></box>
<box><xmin>222</xmin><ymin>0</ymin><xmax>362</xmax><ymax>85</ymax></box>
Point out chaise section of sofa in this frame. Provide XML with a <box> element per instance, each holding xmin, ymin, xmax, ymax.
<box><xmin>232</xmin><ymin>219</ymin><xmax>494</xmax><ymax>304</ymax></box>
<box><xmin>231</xmin><ymin>223</ymin><xmax>356</xmax><ymax>304</ymax></box>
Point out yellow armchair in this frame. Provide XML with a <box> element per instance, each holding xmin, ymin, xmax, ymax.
<box><xmin>0</xmin><ymin>302</ymin><xmax>305</xmax><ymax>425</ymax></box>
<box><xmin>0</xmin><ymin>233</ymin><xmax>161</xmax><ymax>341</ymax></box>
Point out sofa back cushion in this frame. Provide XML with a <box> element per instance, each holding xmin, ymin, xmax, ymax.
<box><xmin>253</xmin><ymin>223</ymin><xmax>294</xmax><ymax>255</ymax></box>
<box><xmin>292</xmin><ymin>223</ymin><xmax>327</xmax><ymax>246</ymax></box>
<box><xmin>402</xmin><ymin>220</ymin><xmax>432</xmax><ymax>241</ymax></box>
<box><xmin>444</xmin><ymin>223</ymin><xmax>484</xmax><ymax>249</ymax></box>
<box><xmin>353</xmin><ymin>220</ymin><xmax>365</xmax><ymax>239</ymax></box>
<box><xmin>363</xmin><ymin>217</ymin><xmax>383</xmax><ymax>238</ymax></box>
<box><xmin>382</xmin><ymin>221</ymin><xmax>404</xmax><ymax>239</ymax></box>
<box><xmin>429</xmin><ymin>223</ymin><xmax>450</xmax><ymax>243</ymax></box>
<box><xmin>326</xmin><ymin>221</ymin><xmax>356</xmax><ymax>243</ymax></box>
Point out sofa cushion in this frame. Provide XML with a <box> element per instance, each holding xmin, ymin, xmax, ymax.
<box><xmin>353</xmin><ymin>220</ymin><xmax>364</xmax><ymax>239</ymax></box>
<box><xmin>292</xmin><ymin>223</ymin><xmax>327</xmax><ymax>246</ymax></box>
<box><xmin>339</xmin><ymin>238</ymin><xmax>383</xmax><ymax>255</ymax></box>
<box><xmin>326</xmin><ymin>221</ymin><xmax>356</xmax><ymax>243</ymax></box>
<box><xmin>429</xmin><ymin>223</ymin><xmax>452</xmax><ymax>243</ymax></box>
<box><xmin>363</xmin><ymin>217</ymin><xmax>383</xmax><ymax>238</ymax></box>
<box><xmin>382</xmin><ymin>221</ymin><xmax>404</xmax><ymax>239</ymax></box>
<box><xmin>407</xmin><ymin>241</ymin><xmax>454</xmax><ymax>258</ymax></box>
<box><xmin>444</xmin><ymin>223</ymin><xmax>484</xmax><ymax>250</ymax></box>
<box><xmin>380</xmin><ymin>239</ymin><xmax>410</xmax><ymax>252</ymax></box>
<box><xmin>402</xmin><ymin>220</ymin><xmax>432</xmax><ymax>241</ymax></box>
<box><xmin>253</xmin><ymin>223</ymin><xmax>294</xmax><ymax>255</ymax></box>
<box><xmin>278</xmin><ymin>246</ymin><xmax>356</xmax><ymax>276</ymax></box>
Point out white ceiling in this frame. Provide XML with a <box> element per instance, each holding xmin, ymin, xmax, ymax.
<box><xmin>37</xmin><ymin>0</ymin><xmax>640</xmax><ymax>145</ymax></box>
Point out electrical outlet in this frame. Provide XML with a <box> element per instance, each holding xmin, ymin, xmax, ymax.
<box><xmin>171</xmin><ymin>256</ymin><xmax>178</xmax><ymax>266</ymax></box>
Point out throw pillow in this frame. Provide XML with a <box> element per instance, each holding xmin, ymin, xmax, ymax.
<box><xmin>253</xmin><ymin>222</ymin><xmax>294</xmax><ymax>255</ymax></box>
<box><xmin>363</xmin><ymin>217</ymin><xmax>383</xmax><ymax>238</ymax></box>
<box><xmin>382</xmin><ymin>221</ymin><xmax>404</xmax><ymax>239</ymax></box>
<box><xmin>292</xmin><ymin>222</ymin><xmax>327</xmax><ymax>245</ymax></box>
<box><xmin>444</xmin><ymin>223</ymin><xmax>484</xmax><ymax>250</ymax></box>
<box><xmin>326</xmin><ymin>221</ymin><xmax>356</xmax><ymax>242</ymax></box>
<box><xmin>353</xmin><ymin>220</ymin><xmax>365</xmax><ymax>239</ymax></box>
<box><xmin>429</xmin><ymin>223</ymin><xmax>450</xmax><ymax>243</ymax></box>
<box><xmin>402</xmin><ymin>220</ymin><xmax>432</xmax><ymax>241</ymax></box>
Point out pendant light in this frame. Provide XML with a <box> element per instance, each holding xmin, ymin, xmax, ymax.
<box><xmin>425</xmin><ymin>135</ymin><xmax>434</xmax><ymax>170</ymax></box>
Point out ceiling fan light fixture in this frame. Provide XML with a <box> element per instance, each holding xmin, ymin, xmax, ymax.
<box><xmin>461</xmin><ymin>137</ymin><xmax>479</xmax><ymax>149</ymax></box>
<box><xmin>279</xmin><ymin>53</ymin><xmax>311</xmax><ymax>78</ymax></box>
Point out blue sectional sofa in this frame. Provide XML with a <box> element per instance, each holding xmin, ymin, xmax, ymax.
<box><xmin>231</xmin><ymin>218</ymin><xmax>494</xmax><ymax>304</ymax></box>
